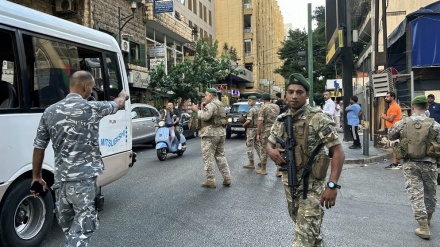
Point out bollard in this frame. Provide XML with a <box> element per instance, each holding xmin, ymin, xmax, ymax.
<box><xmin>363</xmin><ymin>127</ymin><xmax>369</xmax><ymax>156</ymax></box>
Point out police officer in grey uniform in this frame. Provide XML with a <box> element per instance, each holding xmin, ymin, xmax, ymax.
<box><xmin>31</xmin><ymin>71</ymin><xmax>128</xmax><ymax>247</ymax></box>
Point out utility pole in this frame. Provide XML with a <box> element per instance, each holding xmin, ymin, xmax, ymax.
<box><xmin>307</xmin><ymin>3</ymin><xmax>314</xmax><ymax>106</ymax></box>
<box><xmin>341</xmin><ymin>0</ymin><xmax>353</xmax><ymax>142</ymax></box>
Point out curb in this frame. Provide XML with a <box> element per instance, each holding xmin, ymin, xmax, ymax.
<box><xmin>344</xmin><ymin>151</ymin><xmax>393</xmax><ymax>164</ymax></box>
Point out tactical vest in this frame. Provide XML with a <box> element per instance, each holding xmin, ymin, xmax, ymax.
<box><xmin>201</xmin><ymin>100</ymin><xmax>227</xmax><ymax>128</ymax></box>
<box><xmin>292</xmin><ymin>110</ymin><xmax>320</xmax><ymax>167</ymax></box>
<box><xmin>248</xmin><ymin>106</ymin><xmax>259</xmax><ymax>128</ymax></box>
<box><xmin>396</xmin><ymin>117</ymin><xmax>434</xmax><ymax>159</ymax></box>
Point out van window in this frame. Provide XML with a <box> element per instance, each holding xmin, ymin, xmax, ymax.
<box><xmin>0</xmin><ymin>28</ymin><xmax>19</xmax><ymax>109</ymax></box>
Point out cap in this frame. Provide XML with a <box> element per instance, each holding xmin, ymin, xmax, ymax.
<box><xmin>206</xmin><ymin>88</ymin><xmax>217</xmax><ymax>94</ymax></box>
<box><xmin>262</xmin><ymin>93</ymin><xmax>271</xmax><ymax>100</ymax></box>
<box><xmin>248</xmin><ymin>96</ymin><xmax>257</xmax><ymax>100</ymax></box>
<box><xmin>286</xmin><ymin>73</ymin><xmax>310</xmax><ymax>92</ymax></box>
<box><xmin>412</xmin><ymin>95</ymin><xmax>428</xmax><ymax>104</ymax></box>
<box><xmin>428</xmin><ymin>94</ymin><xmax>435</xmax><ymax>99</ymax></box>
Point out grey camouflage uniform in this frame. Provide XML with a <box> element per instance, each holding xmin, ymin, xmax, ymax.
<box><xmin>197</xmin><ymin>98</ymin><xmax>231</xmax><ymax>182</ymax></box>
<box><xmin>246</xmin><ymin>105</ymin><xmax>261</xmax><ymax>163</ymax></box>
<box><xmin>388</xmin><ymin>112</ymin><xmax>439</xmax><ymax>221</ymax></box>
<box><xmin>34</xmin><ymin>93</ymin><xmax>118</xmax><ymax>247</ymax></box>
<box><xmin>258</xmin><ymin>102</ymin><xmax>280</xmax><ymax>165</ymax></box>
<box><xmin>268</xmin><ymin>104</ymin><xmax>340</xmax><ymax>247</ymax></box>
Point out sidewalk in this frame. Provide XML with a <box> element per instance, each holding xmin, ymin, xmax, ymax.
<box><xmin>338</xmin><ymin>132</ymin><xmax>392</xmax><ymax>164</ymax></box>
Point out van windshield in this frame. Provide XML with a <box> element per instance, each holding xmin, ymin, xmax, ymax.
<box><xmin>230</xmin><ymin>103</ymin><xmax>260</xmax><ymax>113</ymax></box>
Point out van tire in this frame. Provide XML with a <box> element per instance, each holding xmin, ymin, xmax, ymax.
<box><xmin>0</xmin><ymin>178</ymin><xmax>54</xmax><ymax>247</ymax></box>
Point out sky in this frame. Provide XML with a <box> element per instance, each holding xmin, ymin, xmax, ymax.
<box><xmin>277</xmin><ymin>0</ymin><xmax>326</xmax><ymax>30</ymax></box>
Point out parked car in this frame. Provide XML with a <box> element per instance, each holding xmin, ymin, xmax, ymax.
<box><xmin>131</xmin><ymin>103</ymin><xmax>161</xmax><ymax>145</ymax></box>
<box><xmin>177</xmin><ymin>112</ymin><xmax>199</xmax><ymax>138</ymax></box>
<box><xmin>226</xmin><ymin>101</ymin><xmax>261</xmax><ymax>139</ymax></box>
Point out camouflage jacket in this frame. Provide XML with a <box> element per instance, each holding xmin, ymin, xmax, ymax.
<box><xmin>258</xmin><ymin>102</ymin><xmax>280</xmax><ymax>133</ymax></box>
<box><xmin>246</xmin><ymin>105</ymin><xmax>259</xmax><ymax>128</ymax></box>
<box><xmin>197</xmin><ymin>98</ymin><xmax>226</xmax><ymax>137</ymax></box>
<box><xmin>34</xmin><ymin>93</ymin><xmax>119</xmax><ymax>182</ymax></box>
<box><xmin>389</xmin><ymin>112</ymin><xmax>440</xmax><ymax>163</ymax></box>
<box><xmin>268</xmin><ymin>104</ymin><xmax>340</xmax><ymax>154</ymax></box>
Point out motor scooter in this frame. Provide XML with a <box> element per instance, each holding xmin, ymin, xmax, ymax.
<box><xmin>155</xmin><ymin>119</ymin><xmax>186</xmax><ymax>161</ymax></box>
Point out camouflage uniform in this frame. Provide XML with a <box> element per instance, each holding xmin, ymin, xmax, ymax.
<box><xmin>34</xmin><ymin>93</ymin><xmax>119</xmax><ymax>247</ymax></box>
<box><xmin>258</xmin><ymin>102</ymin><xmax>280</xmax><ymax>166</ymax></box>
<box><xmin>388</xmin><ymin>112</ymin><xmax>439</xmax><ymax>222</ymax></box>
<box><xmin>197</xmin><ymin>98</ymin><xmax>231</xmax><ymax>183</ymax></box>
<box><xmin>268</xmin><ymin>104</ymin><xmax>340</xmax><ymax>247</ymax></box>
<box><xmin>246</xmin><ymin>105</ymin><xmax>261</xmax><ymax>163</ymax></box>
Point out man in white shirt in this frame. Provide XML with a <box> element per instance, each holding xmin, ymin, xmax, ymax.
<box><xmin>323</xmin><ymin>90</ymin><xmax>336</xmax><ymax>121</ymax></box>
<box><xmin>334</xmin><ymin>99</ymin><xmax>342</xmax><ymax>131</ymax></box>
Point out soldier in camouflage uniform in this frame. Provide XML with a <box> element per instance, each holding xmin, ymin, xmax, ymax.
<box><xmin>243</xmin><ymin>95</ymin><xmax>261</xmax><ymax>169</ymax></box>
<box><xmin>267</xmin><ymin>73</ymin><xmax>345</xmax><ymax>247</ymax></box>
<box><xmin>256</xmin><ymin>93</ymin><xmax>280</xmax><ymax>175</ymax></box>
<box><xmin>388</xmin><ymin>95</ymin><xmax>439</xmax><ymax>240</ymax></box>
<box><xmin>31</xmin><ymin>71</ymin><xmax>128</xmax><ymax>247</ymax></box>
<box><xmin>191</xmin><ymin>88</ymin><xmax>231</xmax><ymax>188</ymax></box>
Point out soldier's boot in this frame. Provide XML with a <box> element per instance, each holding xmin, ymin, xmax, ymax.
<box><xmin>415</xmin><ymin>219</ymin><xmax>430</xmax><ymax>240</ymax></box>
<box><xmin>428</xmin><ymin>213</ymin><xmax>433</xmax><ymax>226</ymax></box>
<box><xmin>243</xmin><ymin>160</ymin><xmax>255</xmax><ymax>169</ymax></box>
<box><xmin>222</xmin><ymin>178</ymin><xmax>232</xmax><ymax>186</ymax></box>
<box><xmin>256</xmin><ymin>164</ymin><xmax>267</xmax><ymax>175</ymax></box>
<box><xmin>201</xmin><ymin>181</ymin><xmax>217</xmax><ymax>188</ymax></box>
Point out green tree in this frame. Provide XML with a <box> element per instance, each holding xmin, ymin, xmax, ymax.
<box><xmin>148</xmin><ymin>39</ymin><xmax>243</xmax><ymax>108</ymax></box>
<box><xmin>275</xmin><ymin>6</ymin><xmax>339</xmax><ymax>100</ymax></box>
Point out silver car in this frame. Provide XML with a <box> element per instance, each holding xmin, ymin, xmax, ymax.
<box><xmin>131</xmin><ymin>103</ymin><xmax>161</xmax><ymax>145</ymax></box>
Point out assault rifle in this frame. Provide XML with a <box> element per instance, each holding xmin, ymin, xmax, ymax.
<box><xmin>275</xmin><ymin>115</ymin><xmax>297</xmax><ymax>205</ymax></box>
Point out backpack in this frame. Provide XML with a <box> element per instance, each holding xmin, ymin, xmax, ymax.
<box><xmin>394</xmin><ymin>117</ymin><xmax>434</xmax><ymax>159</ymax></box>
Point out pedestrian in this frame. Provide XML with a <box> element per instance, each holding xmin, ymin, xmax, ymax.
<box><xmin>381</xmin><ymin>91</ymin><xmax>402</xmax><ymax>169</ymax></box>
<box><xmin>191</xmin><ymin>88</ymin><xmax>231</xmax><ymax>188</ymax></box>
<box><xmin>31</xmin><ymin>70</ymin><xmax>128</xmax><ymax>246</ymax></box>
<box><xmin>345</xmin><ymin>95</ymin><xmax>362</xmax><ymax>149</ymax></box>
<box><xmin>275</xmin><ymin>92</ymin><xmax>285</xmax><ymax>110</ymax></box>
<box><xmin>427</xmin><ymin>94</ymin><xmax>440</xmax><ymax>123</ymax></box>
<box><xmin>161</xmin><ymin>102</ymin><xmax>182</xmax><ymax>149</ymax></box>
<box><xmin>388</xmin><ymin>95</ymin><xmax>439</xmax><ymax>240</ymax></box>
<box><xmin>339</xmin><ymin>100</ymin><xmax>344</xmax><ymax>131</ymax></box>
<box><xmin>334</xmin><ymin>99</ymin><xmax>342</xmax><ymax>132</ymax></box>
<box><xmin>242</xmin><ymin>96</ymin><xmax>261</xmax><ymax>169</ymax></box>
<box><xmin>257</xmin><ymin>92</ymin><xmax>280</xmax><ymax>176</ymax></box>
<box><xmin>267</xmin><ymin>73</ymin><xmax>345</xmax><ymax>246</ymax></box>
<box><xmin>322</xmin><ymin>90</ymin><xmax>336</xmax><ymax>121</ymax></box>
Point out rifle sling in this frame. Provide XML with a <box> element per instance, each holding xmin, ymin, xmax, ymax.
<box><xmin>301</xmin><ymin>143</ymin><xmax>325</xmax><ymax>200</ymax></box>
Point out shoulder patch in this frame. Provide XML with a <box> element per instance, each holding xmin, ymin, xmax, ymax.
<box><xmin>321</xmin><ymin>126</ymin><xmax>332</xmax><ymax>137</ymax></box>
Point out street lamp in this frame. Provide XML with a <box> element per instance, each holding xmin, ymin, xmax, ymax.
<box><xmin>118</xmin><ymin>1</ymin><xmax>138</xmax><ymax>44</ymax></box>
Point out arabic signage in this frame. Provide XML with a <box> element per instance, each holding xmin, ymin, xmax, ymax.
<box><xmin>149</xmin><ymin>58</ymin><xmax>165</xmax><ymax>70</ymax></box>
<box><xmin>154</xmin><ymin>0</ymin><xmax>174</xmax><ymax>14</ymax></box>
<box><xmin>149</xmin><ymin>46</ymin><xmax>165</xmax><ymax>57</ymax></box>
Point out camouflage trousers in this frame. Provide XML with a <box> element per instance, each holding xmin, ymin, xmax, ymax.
<box><xmin>201</xmin><ymin>136</ymin><xmax>231</xmax><ymax>182</ymax></box>
<box><xmin>259</xmin><ymin>131</ymin><xmax>270</xmax><ymax>165</ymax></box>
<box><xmin>282</xmin><ymin>171</ymin><xmax>325</xmax><ymax>247</ymax></box>
<box><xmin>52</xmin><ymin>177</ymin><xmax>99</xmax><ymax>247</ymax></box>
<box><xmin>246</xmin><ymin>128</ymin><xmax>261</xmax><ymax>162</ymax></box>
<box><xmin>402</xmin><ymin>161</ymin><xmax>437</xmax><ymax>221</ymax></box>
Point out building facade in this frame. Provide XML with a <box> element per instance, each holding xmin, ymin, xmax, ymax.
<box><xmin>214</xmin><ymin>0</ymin><xmax>284</xmax><ymax>100</ymax></box>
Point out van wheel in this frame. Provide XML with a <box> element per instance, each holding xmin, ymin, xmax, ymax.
<box><xmin>0</xmin><ymin>178</ymin><xmax>54</xmax><ymax>247</ymax></box>
<box><xmin>157</xmin><ymin>148</ymin><xmax>167</xmax><ymax>161</ymax></box>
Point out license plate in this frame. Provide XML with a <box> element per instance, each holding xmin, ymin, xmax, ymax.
<box><xmin>231</xmin><ymin>127</ymin><xmax>245</xmax><ymax>131</ymax></box>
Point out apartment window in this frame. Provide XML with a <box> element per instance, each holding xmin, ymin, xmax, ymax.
<box><xmin>188</xmin><ymin>0</ymin><xmax>192</xmax><ymax>11</ymax></box>
<box><xmin>204</xmin><ymin>31</ymin><xmax>208</xmax><ymax>39</ymax></box>
<box><xmin>209</xmin><ymin>10</ymin><xmax>212</xmax><ymax>26</ymax></box>
<box><xmin>193</xmin><ymin>0</ymin><xmax>197</xmax><ymax>14</ymax></box>
<box><xmin>203</xmin><ymin>5</ymin><xmax>207</xmax><ymax>22</ymax></box>
<box><xmin>199</xmin><ymin>28</ymin><xmax>203</xmax><ymax>39</ymax></box>
<box><xmin>199</xmin><ymin>2</ymin><xmax>202</xmax><ymax>19</ymax></box>
<box><xmin>244</xmin><ymin>39</ymin><xmax>252</xmax><ymax>57</ymax></box>
<box><xmin>189</xmin><ymin>20</ymin><xmax>193</xmax><ymax>27</ymax></box>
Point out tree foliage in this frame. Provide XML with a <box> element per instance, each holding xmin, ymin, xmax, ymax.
<box><xmin>275</xmin><ymin>5</ymin><xmax>340</xmax><ymax>101</ymax></box>
<box><xmin>148</xmin><ymin>39</ymin><xmax>243</xmax><ymax>106</ymax></box>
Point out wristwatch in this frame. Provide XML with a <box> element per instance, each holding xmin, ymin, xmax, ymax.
<box><xmin>327</xmin><ymin>181</ymin><xmax>341</xmax><ymax>189</ymax></box>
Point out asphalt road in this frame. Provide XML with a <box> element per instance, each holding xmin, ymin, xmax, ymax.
<box><xmin>41</xmin><ymin>135</ymin><xmax>439</xmax><ymax>247</ymax></box>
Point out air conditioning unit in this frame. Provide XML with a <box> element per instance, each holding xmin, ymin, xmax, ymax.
<box><xmin>121</xmin><ymin>40</ymin><xmax>130</xmax><ymax>53</ymax></box>
<box><xmin>56</xmin><ymin>0</ymin><xmax>77</xmax><ymax>14</ymax></box>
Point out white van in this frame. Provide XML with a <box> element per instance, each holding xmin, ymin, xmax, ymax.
<box><xmin>0</xmin><ymin>2</ymin><xmax>134</xmax><ymax>246</ymax></box>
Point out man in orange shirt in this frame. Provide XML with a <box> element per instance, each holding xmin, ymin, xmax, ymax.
<box><xmin>380</xmin><ymin>91</ymin><xmax>402</xmax><ymax>169</ymax></box>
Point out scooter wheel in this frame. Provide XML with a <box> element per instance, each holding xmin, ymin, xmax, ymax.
<box><xmin>157</xmin><ymin>148</ymin><xmax>167</xmax><ymax>161</ymax></box>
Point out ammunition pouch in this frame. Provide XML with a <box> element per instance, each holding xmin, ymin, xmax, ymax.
<box><xmin>393</xmin><ymin>139</ymin><xmax>408</xmax><ymax>159</ymax></box>
<box><xmin>311</xmin><ymin>153</ymin><xmax>331</xmax><ymax>180</ymax></box>
<box><xmin>427</xmin><ymin>141</ymin><xmax>440</xmax><ymax>158</ymax></box>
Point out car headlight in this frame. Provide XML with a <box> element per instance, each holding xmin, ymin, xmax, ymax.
<box><xmin>227</xmin><ymin>118</ymin><xmax>232</xmax><ymax>123</ymax></box>
<box><xmin>158</xmin><ymin>120</ymin><xmax>165</xmax><ymax>127</ymax></box>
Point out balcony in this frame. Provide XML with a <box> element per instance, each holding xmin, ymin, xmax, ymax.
<box><xmin>244</xmin><ymin>52</ymin><xmax>253</xmax><ymax>64</ymax></box>
<box><xmin>145</xmin><ymin>3</ymin><xmax>193</xmax><ymax>43</ymax></box>
<box><xmin>244</xmin><ymin>4</ymin><xmax>253</xmax><ymax>15</ymax></box>
<box><xmin>244</xmin><ymin>27</ymin><xmax>252</xmax><ymax>39</ymax></box>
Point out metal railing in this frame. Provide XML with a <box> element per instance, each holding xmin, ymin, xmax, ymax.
<box><xmin>244</xmin><ymin>27</ymin><xmax>252</xmax><ymax>33</ymax></box>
